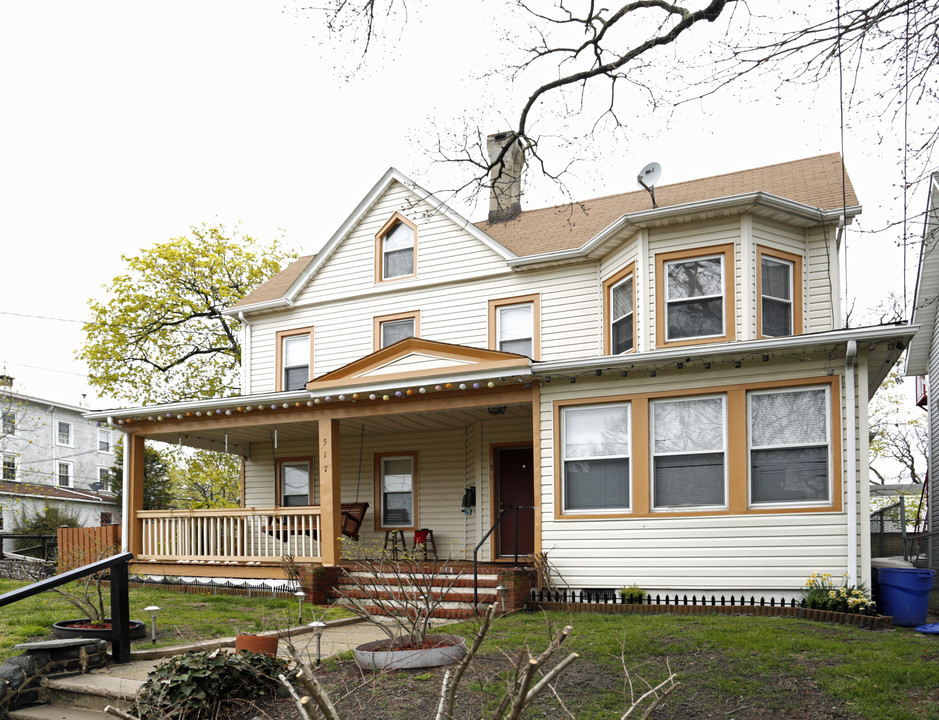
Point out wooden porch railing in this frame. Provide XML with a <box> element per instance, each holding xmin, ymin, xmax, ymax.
<box><xmin>137</xmin><ymin>507</ymin><xmax>322</xmax><ymax>563</ymax></box>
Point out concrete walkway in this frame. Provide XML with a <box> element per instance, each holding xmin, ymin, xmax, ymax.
<box><xmin>89</xmin><ymin>617</ymin><xmax>411</xmax><ymax>682</ymax></box>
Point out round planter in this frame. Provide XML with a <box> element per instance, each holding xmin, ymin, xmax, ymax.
<box><xmin>53</xmin><ymin>619</ymin><xmax>147</xmax><ymax>640</ymax></box>
<box><xmin>235</xmin><ymin>634</ymin><xmax>280</xmax><ymax>657</ymax></box>
<box><xmin>354</xmin><ymin>634</ymin><xmax>467</xmax><ymax>671</ymax></box>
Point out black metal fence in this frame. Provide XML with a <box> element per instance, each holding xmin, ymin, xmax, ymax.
<box><xmin>530</xmin><ymin>588</ymin><xmax>801</xmax><ymax>608</ymax></box>
<box><xmin>126</xmin><ymin>575</ymin><xmax>299</xmax><ymax>598</ymax></box>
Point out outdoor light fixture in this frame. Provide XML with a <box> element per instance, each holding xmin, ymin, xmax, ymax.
<box><xmin>487</xmin><ymin>406</ymin><xmax>507</xmax><ymax>416</ymax></box>
<box><xmin>144</xmin><ymin>606</ymin><xmax>161</xmax><ymax>645</ymax></box>
<box><xmin>308</xmin><ymin>620</ymin><xmax>327</xmax><ymax>664</ymax></box>
<box><xmin>495</xmin><ymin>585</ymin><xmax>508</xmax><ymax>613</ymax></box>
<box><xmin>294</xmin><ymin>590</ymin><xmax>306</xmax><ymax>624</ymax></box>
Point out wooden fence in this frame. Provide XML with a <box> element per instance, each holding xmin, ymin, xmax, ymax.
<box><xmin>57</xmin><ymin>525</ymin><xmax>121</xmax><ymax>570</ymax></box>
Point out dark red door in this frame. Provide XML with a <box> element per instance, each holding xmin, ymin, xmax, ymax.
<box><xmin>496</xmin><ymin>446</ymin><xmax>535</xmax><ymax>557</ymax></box>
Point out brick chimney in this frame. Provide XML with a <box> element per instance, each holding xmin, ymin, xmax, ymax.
<box><xmin>486</xmin><ymin>131</ymin><xmax>524</xmax><ymax>224</ymax></box>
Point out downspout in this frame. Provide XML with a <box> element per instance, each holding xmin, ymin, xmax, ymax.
<box><xmin>845</xmin><ymin>340</ymin><xmax>858</xmax><ymax>585</ymax></box>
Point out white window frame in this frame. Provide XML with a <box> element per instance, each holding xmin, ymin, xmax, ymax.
<box><xmin>650</xmin><ymin>394</ymin><xmax>728</xmax><ymax>510</ymax></box>
<box><xmin>664</xmin><ymin>254</ymin><xmax>725</xmax><ymax>342</ymax></box>
<box><xmin>57</xmin><ymin>421</ymin><xmax>73</xmax><ymax>447</ymax></box>
<box><xmin>282</xmin><ymin>334</ymin><xmax>311</xmax><ymax>392</ymax></box>
<box><xmin>2</xmin><ymin>453</ymin><xmax>16</xmax><ymax>482</ymax></box>
<box><xmin>561</xmin><ymin>403</ymin><xmax>632</xmax><ymax>514</ymax></box>
<box><xmin>610</xmin><ymin>274</ymin><xmax>635</xmax><ymax>354</ymax></box>
<box><xmin>98</xmin><ymin>428</ymin><xmax>113</xmax><ymax>453</ymax></box>
<box><xmin>379</xmin><ymin>454</ymin><xmax>416</xmax><ymax>529</ymax></box>
<box><xmin>280</xmin><ymin>460</ymin><xmax>310</xmax><ymax>507</ymax></box>
<box><xmin>747</xmin><ymin>385</ymin><xmax>832</xmax><ymax>508</ymax></box>
<box><xmin>98</xmin><ymin>467</ymin><xmax>111</xmax><ymax>485</ymax></box>
<box><xmin>380</xmin><ymin>317</ymin><xmax>416</xmax><ymax>348</ymax></box>
<box><xmin>760</xmin><ymin>255</ymin><xmax>794</xmax><ymax>338</ymax></box>
<box><xmin>496</xmin><ymin>302</ymin><xmax>534</xmax><ymax>357</ymax></box>
<box><xmin>57</xmin><ymin>460</ymin><xmax>73</xmax><ymax>488</ymax></box>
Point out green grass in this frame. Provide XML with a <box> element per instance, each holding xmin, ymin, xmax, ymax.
<box><xmin>439</xmin><ymin>611</ymin><xmax>939</xmax><ymax>720</ymax></box>
<box><xmin>0</xmin><ymin>579</ymin><xmax>349</xmax><ymax>662</ymax></box>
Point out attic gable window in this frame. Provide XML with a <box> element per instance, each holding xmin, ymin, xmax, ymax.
<box><xmin>275</xmin><ymin>327</ymin><xmax>315</xmax><ymax>392</ymax></box>
<box><xmin>655</xmin><ymin>244</ymin><xmax>735</xmax><ymax>347</ymax></box>
<box><xmin>375</xmin><ymin>212</ymin><xmax>418</xmax><ymax>282</ymax></box>
<box><xmin>758</xmin><ymin>246</ymin><xmax>802</xmax><ymax>338</ymax></box>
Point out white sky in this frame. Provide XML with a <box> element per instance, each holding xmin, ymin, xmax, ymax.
<box><xmin>0</xmin><ymin>1</ymin><xmax>927</xmax><ymax>407</ymax></box>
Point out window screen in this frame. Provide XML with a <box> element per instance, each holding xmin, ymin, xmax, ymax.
<box><xmin>562</xmin><ymin>404</ymin><xmax>630</xmax><ymax>512</ymax></box>
<box><xmin>497</xmin><ymin>303</ymin><xmax>533</xmax><ymax>356</ymax></box>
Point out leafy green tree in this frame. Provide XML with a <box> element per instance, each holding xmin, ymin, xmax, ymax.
<box><xmin>170</xmin><ymin>449</ymin><xmax>241</xmax><ymax>509</ymax></box>
<box><xmin>109</xmin><ymin>438</ymin><xmax>176</xmax><ymax>511</ymax></box>
<box><xmin>869</xmin><ymin>364</ymin><xmax>927</xmax><ymax>486</ymax></box>
<box><xmin>10</xmin><ymin>506</ymin><xmax>80</xmax><ymax>556</ymax></box>
<box><xmin>80</xmin><ymin>224</ymin><xmax>296</xmax><ymax>405</ymax></box>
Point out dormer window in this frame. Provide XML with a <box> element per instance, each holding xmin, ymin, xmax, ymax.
<box><xmin>376</xmin><ymin>212</ymin><xmax>417</xmax><ymax>282</ymax></box>
<box><xmin>276</xmin><ymin>327</ymin><xmax>314</xmax><ymax>392</ymax></box>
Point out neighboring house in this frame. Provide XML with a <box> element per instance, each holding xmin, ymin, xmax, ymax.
<box><xmin>903</xmin><ymin>171</ymin><xmax>939</xmax><ymax>574</ymax></box>
<box><xmin>1</xmin><ymin>376</ymin><xmax>120</xmax><ymax>548</ymax></box>
<box><xmin>88</xmin><ymin>146</ymin><xmax>915</xmax><ymax>598</ymax></box>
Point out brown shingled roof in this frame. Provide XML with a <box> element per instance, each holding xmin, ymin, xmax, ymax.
<box><xmin>0</xmin><ymin>481</ymin><xmax>116</xmax><ymax>504</ymax></box>
<box><xmin>476</xmin><ymin>153</ymin><xmax>858</xmax><ymax>257</ymax></box>
<box><xmin>230</xmin><ymin>254</ymin><xmax>316</xmax><ymax>309</ymax></box>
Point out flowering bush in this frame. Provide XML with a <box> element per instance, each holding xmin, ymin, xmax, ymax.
<box><xmin>801</xmin><ymin>572</ymin><xmax>877</xmax><ymax>616</ymax></box>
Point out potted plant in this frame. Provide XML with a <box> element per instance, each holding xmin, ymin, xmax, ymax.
<box><xmin>340</xmin><ymin>541</ymin><xmax>467</xmax><ymax>670</ymax></box>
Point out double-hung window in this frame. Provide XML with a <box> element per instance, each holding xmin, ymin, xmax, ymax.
<box><xmin>2</xmin><ymin>453</ymin><xmax>15</xmax><ymax>481</ymax></box>
<box><xmin>496</xmin><ymin>303</ymin><xmax>533</xmax><ymax>356</ymax></box>
<box><xmin>98</xmin><ymin>428</ymin><xmax>112</xmax><ymax>453</ymax></box>
<box><xmin>57</xmin><ymin>421</ymin><xmax>72</xmax><ymax>446</ymax></box>
<box><xmin>651</xmin><ymin>395</ymin><xmax>726</xmax><ymax>509</ymax></box>
<box><xmin>276</xmin><ymin>328</ymin><xmax>313</xmax><ymax>392</ymax></box>
<box><xmin>665</xmin><ymin>255</ymin><xmax>725</xmax><ymax>341</ymax></box>
<box><xmin>758</xmin><ymin>247</ymin><xmax>802</xmax><ymax>338</ymax></box>
<box><xmin>562</xmin><ymin>403</ymin><xmax>631</xmax><ymax>513</ymax></box>
<box><xmin>1</xmin><ymin>411</ymin><xmax>14</xmax><ymax>436</ymax></box>
<box><xmin>280</xmin><ymin>460</ymin><xmax>310</xmax><ymax>506</ymax></box>
<box><xmin>749</xmin><ymin>387</ymin><xmax>830</xmax><ymax>505</ymax></box>
<box><xmin>57</xmin><ymin>461</ymin><xmax>72</xmax><ymax>487</ymax></box>
<box><xmin>377</xmin><ymin>214</ymin><xmax>417</xmax><ymax>281</ymax></box>
<box><xmin>610</xmin><ymin>274</ymin><xmax>634</xmax><ymax>354</ymax></box>
<box><xmin>378</xmin><ymin>454</ymin><xmax>416</xmax><ymax>528</ymax></box>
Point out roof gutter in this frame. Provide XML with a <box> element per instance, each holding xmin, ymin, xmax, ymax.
<box><xmin>508</xmin><ymin>193</ymin><xmax>861</xmax><ymax>270</ymax></box>
<box><xmin>222</xmin><ymin>297</ymin><xmax>291</xmax><ymax>318</ymax></box>
<box><xmin>533</xmin><ymin>324</ymin><xmax>916</xmax><ymax>375</ymax></box>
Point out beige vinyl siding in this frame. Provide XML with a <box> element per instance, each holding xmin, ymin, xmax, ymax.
<box><xmin>805</xmin><ymin>225</ymin><xmax>840</xmax><ymax>332</ymax></box>
<box><xmin>538</xmin><ymin>359</ymin><xmax>853</xmax><ymax>591</ymax></box>
<box><xmin>243</xmin><ymin>438</ymin><xmax>319</xmax><ymax>509</ymax></box>
<box><xmin>645</xmin><ymin>219</ymin><xmax>741</xmax><ymax>349</ymax></box>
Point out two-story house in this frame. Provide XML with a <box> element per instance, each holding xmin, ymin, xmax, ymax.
<box><xmin>1</xmin><ymin>376</ymin><xmax>120</xmax><ymax>547</ymax></box>
<box><xmin>88</xmin><ymin>144</ymin><xmax>915</xmax><ymax>599</ymax></box>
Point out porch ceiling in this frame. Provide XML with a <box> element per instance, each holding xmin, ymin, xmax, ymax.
<box><xmin>141</xmin><ymin>402</ymin><xmax>532</xmax><ymax>453</ymax></box>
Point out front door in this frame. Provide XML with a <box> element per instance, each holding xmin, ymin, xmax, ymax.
<box><xmin>495</xmin><ymin>446</ymin><xmax>535</xmax><ymax>558</ymax></box>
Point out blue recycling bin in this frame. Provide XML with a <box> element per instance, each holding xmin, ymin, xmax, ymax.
<box><xmin>877</xmin><ymin>568</ymin><xmax>935</xmax><ymax>626</ymax></box>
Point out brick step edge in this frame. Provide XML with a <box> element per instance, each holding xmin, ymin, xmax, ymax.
<box><xmin>530</xmin><ymin>601</ymin><xmax>892</xmax><ymax>629</ymax></box>
<box><xmin>337</xmin><ymin>587</ymin><xmax>497</xmax><ymax>604</ymax></box>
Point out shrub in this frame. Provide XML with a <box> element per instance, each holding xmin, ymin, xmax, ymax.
<box><xmin>619</xmin><ymin>584</ymin><xmax>647</xmax><ymax>604</ymax></box>
<box><xmin>801</xmin><ymin>572</ymin><xmax>877</xmax><ymax>615</ymax></box>
<box><xmin>10</xmin><ymin>506</ymin><xmax>79</xmax><ymax>556</ymax></box>
<box><xmin>136</xmin><ymin>648</ymin><xmax>290</xmax><ymax>719</ymax></box>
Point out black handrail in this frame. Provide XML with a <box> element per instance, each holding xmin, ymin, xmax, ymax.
<box><xmin>0</xmin><ymin>551</ymin><xmax>133</xmax><ymax>663</ymax></box>
<box><xmin>472</xmin><ymin>505</ymin><xmax>536</xmax><ymax>608</ymax></box>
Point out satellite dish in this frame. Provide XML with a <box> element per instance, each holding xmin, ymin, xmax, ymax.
<box><xmin>636</xmin><ymin>162</ymin><xmax>662</xmax><ymax>208</ymax></box>
<box><xmin>90</xmin><ymin>482</ymin><xmax>104</xmax><ymax>492</ymax></box>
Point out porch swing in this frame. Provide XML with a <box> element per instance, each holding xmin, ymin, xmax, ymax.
<box><xmin>264</xmin><ymin>425</ymin><xmax>369</xmax><ymax>542</ymax></box>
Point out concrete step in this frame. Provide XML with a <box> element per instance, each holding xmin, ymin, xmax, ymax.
<box><xmin>41</xmin><ymin>673</ymin><xmax>142</xmax><ymax>713</ymax></box>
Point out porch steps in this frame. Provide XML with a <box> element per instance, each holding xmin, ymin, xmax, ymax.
<box><xmin>335</xmin><ymin>569</ymin><xmax>502</xmax><ymax>620</ymax></box>
<box><xmin>8</xmin><ymin>673</ymin><xmax>142</xmax><ymax>720</ymax></box>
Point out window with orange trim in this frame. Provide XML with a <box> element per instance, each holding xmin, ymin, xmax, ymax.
<box><xmin>375</xmin><ymin>213</ymin><xmax>418</xmax><ymax>282</ymax></box>
<box><xmin>603</xmin><ymin>263</ymin><xmax>636</xmax><ymax>354</ymax></box>
<box><xmin>375</xmin><ymin>452</ymin><xmax>418</xmax><ymax>529</ymax></box>
<box><xmin>275</xmin><ymin>327</ymin><xmax>314</xmax><ymax>392</ymax></box>
<box><xmin>757</xmin><ymin>247</ymin><xmax>803</xmax><ymax>338</ymax></box>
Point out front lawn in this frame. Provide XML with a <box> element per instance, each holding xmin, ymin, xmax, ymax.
<box><xmin>0</xmin><ymin>579</ymin><xmax>345</xmax><ymax>662</ymax></box>
<box><xmin>250</xmin><ymin>611</ymin><xmax>938</xmax><ymax>720</ymax></box>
